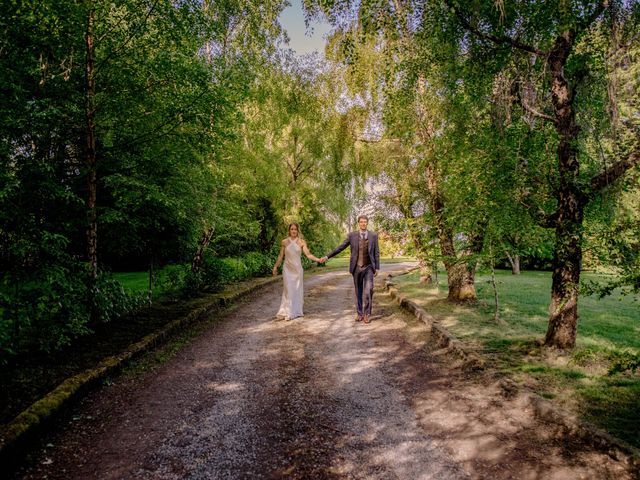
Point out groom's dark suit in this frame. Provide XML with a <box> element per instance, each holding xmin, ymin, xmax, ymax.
<box><xmin>326</xmin><ymin>230</ymin><xmax>380</xmax><ymax>319</ymax></box>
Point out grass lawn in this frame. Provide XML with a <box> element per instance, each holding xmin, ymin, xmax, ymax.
<box><xmin>391</xmin><ymin>268</ymin><xmax>640</xmax><ymax>448</ymax></box>
<box><xmin>114</xmin><ymin>271</ymin><xmax>152</xmax><ymax>292</ymax></box>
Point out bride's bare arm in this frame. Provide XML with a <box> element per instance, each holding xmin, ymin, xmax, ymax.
<box><xmin>272</xmin><ymin>240</ymin><xmax>286</xmax><ymax>275</ymax></box>
<box><xmin>301</xmin><ymin>240</ymin><xmax>321</xmax><ymax>263</ymax></box>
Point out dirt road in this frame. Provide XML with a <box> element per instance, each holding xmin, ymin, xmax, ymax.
<box><xmin>15</xmin><ymin>264</ymin><xmax>636</xmax><ymax>479</ymax></box>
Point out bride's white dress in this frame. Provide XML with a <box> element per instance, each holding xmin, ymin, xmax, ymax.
<box><xmin>277</xmin><ymin>239</ymin><xmax>304</xmax><ymax>319</ymax></box>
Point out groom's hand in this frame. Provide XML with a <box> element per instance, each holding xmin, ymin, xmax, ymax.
<box><xmin>374</xmin><ymin>269</ymin><xmax>378</xmax><ymax>277</ymax></box>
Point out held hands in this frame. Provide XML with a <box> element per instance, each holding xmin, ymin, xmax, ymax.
<box><xmin>319</xmin><ymin>256</ymin><xmax>328</xmax><ymax>263</ymax></box>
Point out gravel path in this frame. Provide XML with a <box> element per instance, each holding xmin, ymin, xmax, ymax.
<box><xmin>15</xmin><ymin>263</ymin><xmax>637</xmax><ymax>480</ymax></box>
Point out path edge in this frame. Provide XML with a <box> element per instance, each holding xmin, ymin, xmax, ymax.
<box><xmin>0</xmin><ymin>275</ymin><xmax>280</xmax><ymax>470</ymax></box>
<box><xmin>383</xmin><ymin>269</ymin><xmax>640</xmax><ymax>475</ymax></box>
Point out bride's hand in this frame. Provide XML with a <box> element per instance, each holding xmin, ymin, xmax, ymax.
<box><xmin>272</xmin><ymin>267</ymin><xmax>277</xmax><ymax>276</ymax></box>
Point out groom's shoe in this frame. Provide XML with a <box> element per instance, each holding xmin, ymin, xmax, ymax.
<box><xmin>363</xmin><ymin>314</ymin><xmax>371</xmax><ymax>324</ymax></box>
<box><xmin>355</xmin><ymin>314</ymin><xmax>363</xmax><ymax>322</ymax></box>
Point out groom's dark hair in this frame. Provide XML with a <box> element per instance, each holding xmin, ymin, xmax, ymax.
<box><xmin>357</xmin><ymin>214</ymin><xmax>368</xmax><ymax>221</ymax></box>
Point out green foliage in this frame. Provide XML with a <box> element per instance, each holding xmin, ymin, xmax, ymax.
<box><xmin>582</xmin><ymin>187</ymin><xmax>640</xmax><ymax>296</ymax></box>
<box><xmin>198</xmin><ymin>251</ymin><xmax>277</xmax><ymax>291</ymax></box>
<box><xmin>0</xmin><ymin>265</ymin><xmax>145</xmax><ymax>361</ymax></box>
<box><xmin>154</xmin><ymin>264</ymin><xmax>191</xmax><ymax>300</ymax></box>
<box><xmin>90</xmin><ymin>273</ymin><xmax>148</xmax><ymax>325</ymax></box>
<box><xmin>608</xmin><ymin>350</ymin><xmax>640</xmax><ymax>374</ymax></box>
<box><xmin>2</xmin><ymin>0</ymin><xmax>353</xmax><ymax>360</ymax></box>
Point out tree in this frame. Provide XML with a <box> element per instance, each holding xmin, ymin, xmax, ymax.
<box><xmin>441</xmin><ymin>0</ymin><xmax>640</xmax><ymax>348</ymax></box>
<box><xmin>307</xmin><ymin>0</ymin><xmax>640</xmax><ymax>347</ymax></box>
<box><xmin>0</xmin><ymin>0</ymin><xmax>294</xmax><ymax>356</ymax></box>
<box><xmin>317</xmin><ymin>8</ymin><xmax>489</xmax><ymax>300</ymax></box>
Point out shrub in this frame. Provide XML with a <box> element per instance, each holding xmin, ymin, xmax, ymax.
<box><xmin>90</xmin><ymin>273</ymin><xmax>148</xmax><ymax>324</ymax></box>
<box><xmin>0</xmin><ymin>264</ymin><xmax>90</xmax><ymax>358</ymax></box>
<box><xmin>198</xmin><ymin>251</ymin><xmax>276</xmax><ymax>292</ymax></box>
<box><xmin>155</xmin><ymin>264</ymin><xmax>191</xmax><ymax>300</ymax></box>
<box><xmin>0</xmin><ymin>265</ymin><xmax>146</xmax><ymax>361</ymax></box>
<box><xmin>608</xmin><ymin>350</ymin><xmax>640</xmax><ymax>375</ymax></box>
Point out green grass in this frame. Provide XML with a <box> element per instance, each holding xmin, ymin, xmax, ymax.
<box><xmin>391</xmin><ymin>267</ymin><xmax>640</xmax><ymax>448</ymax></box>
<box><xmin>114</xmin><ymin>271</ymin><xmax>152</xmax><ymax>292</ymax></box>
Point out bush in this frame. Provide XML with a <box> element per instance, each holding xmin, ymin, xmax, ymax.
<box><xmin>90</xmin><ymin>273</ymin><xmax>148</xmax><ymax>324</ymax></box>
<box><xmin>155</xmin><ymin>264</ymin><xmax>191</xmax><ymax>300</ymax></box>
<box><xmin>0</xmin><ymin>264</ymin><xmax>90</xmax><ymax>358</ymax></box>
<box><xmin>0</xmin><ymin>264</ymin><xmax>146</xmax><ymax>361</ymax></box>
<box><xmin>199</xmin><ymin>251</ymin><xmax>276</xmax><ymax>291</ymax></box>
<box><xmin>154</xmin><ymin>251</ymin><xmax>277</xmax><ymax>300</ymax></box>
<box><xmin>608</xmin><ymin>350</ymin><xmax>640</xmax><ymax>375</ymax></box>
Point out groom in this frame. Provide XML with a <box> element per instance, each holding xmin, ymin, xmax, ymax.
<box><xmin>322</xmin><ymin>215</ymin><xmax>380</xmax><ymax>324</ymax></box>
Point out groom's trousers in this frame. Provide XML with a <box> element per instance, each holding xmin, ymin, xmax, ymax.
<box><xmin>353</xmin><ymin>264</ymin><xmax>375</xmax><ymax>316</ymax></box>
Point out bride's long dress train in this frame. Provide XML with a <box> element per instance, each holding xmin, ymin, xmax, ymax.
<box><xmin>277</xmin><ymin>240</ymin><xmax>304</xmax><ymax>319</ymax></box>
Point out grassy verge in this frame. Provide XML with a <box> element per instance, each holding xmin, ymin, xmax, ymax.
<box><xmin>391</xmin><ymin>268</ymin><xmax>640</xmax><ymax>448</ymax></box>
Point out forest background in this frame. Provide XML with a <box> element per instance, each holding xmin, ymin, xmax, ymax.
<box><xmin>1</xmin><ymin>0</ymin><xmax>639</xmax><ymax>404</ymax></box>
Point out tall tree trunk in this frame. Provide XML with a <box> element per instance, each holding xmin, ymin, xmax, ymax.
<box><xmin>192</xmin><ymin>227</ymin><xmax>215</xmax><ymax>273</ymax></box>
<box><xmin>85</xmin><ymin>6</ymin><xmax>98</xmax><ymax>283</ymax></box>
<box><xmin>505</xmin><ymin>251</ymin><xmax>520</xmax><ymax>275</ymax></box>
<box><xmin>425</xmin><ymin>163</ymin><xmax>477</xmax><ymax>301</ymax></box>
<box><xmin>446</xmin><ymin>261</ymin><xmax>477</xmax><ymax>301</ymax></box>
<box><xmin>544</xmin><ymin>33</ymin><xmax>585</xmax><ymax>349</ymax></box>
<box><xmin>408</xmin><ymin>223</ymin><xmax>433</xmax><ymax>283</ymax></box>
<box><xmin>203</xmin><ymin>0</ymin><xmax>213</xmax><ymax>64</ymax></box>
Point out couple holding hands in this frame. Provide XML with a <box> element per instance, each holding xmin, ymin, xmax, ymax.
<box><xmin>272</xmin><ymin>215</ymin><xmax>380</xmax><ymax>324</ymax></box>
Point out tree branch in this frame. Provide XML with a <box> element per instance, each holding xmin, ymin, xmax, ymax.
<box><xmin>576</xmin><ymin>1</ymin><xmax>609</xmax><ymax>34</ymax></box>
<box><xmin>95</xmin><ymin>0</ymin><xmax>161</xmax><ymax>74</ymax></box>
<box><xmin>516</xmin><ymin>194</ymin><xmax>558</xmax><ymax>228</ymax></box>
<box><xmin>590</xmin><ymin>149</ymin><xmax>640</xmax><ymax>193</ymax></box>
<box><xmin>286</xmin><ymin>158</ymin><xmax>296</xmax><ymax>175</ymax></box>
<box><xmin>444</xmin><ymin>0</ymin><xmax>545</xmax><ymax>56</ymax></box>
<box><xmin>515</xmin><ymin>83</ymin><xmax>557</xmax><ymax>124</ymax></box>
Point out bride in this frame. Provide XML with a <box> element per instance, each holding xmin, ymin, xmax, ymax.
<box><xmin>272</xmin><ymin>223</ymin><xmax>322</xmax><ymax>320</ymax></box>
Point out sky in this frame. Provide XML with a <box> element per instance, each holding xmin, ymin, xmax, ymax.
<box><xmin>278</xmin><ymin>0</ymin><xmax>332</xmax><ymax>56</ymax></box>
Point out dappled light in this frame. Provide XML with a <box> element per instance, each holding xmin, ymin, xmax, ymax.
<box><xmin>2</xmin><ymin>0</ymin><xmax>639</xmax><ymax>478</ymax></box>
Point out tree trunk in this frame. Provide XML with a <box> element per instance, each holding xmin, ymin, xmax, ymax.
<box><xmin>505</xmin><ymin>251</ymin><xmax>520</xmax><ymax>275</ymax></box>
<box><xmin>512</xmin><ymin>255</ymin><xmax>520</xmax><ymax>275</ymax></box>
<box><xmin>425</xmin><ymin>163</ymin><xmax>477</xmax><ymax>301</ymax></box>
<box><xmin>489</xmin><ymin>248</ymin><xmax>503</xmax><ymax>324</ymax></box>
<box><xmin>85</xmin><ymin>6</ymin><xmax>98</xmax><ymax>283</ymax></box>
<box><xmin>544</xmin><ymin>33</ymin><xmax>585</xmax><ymax>349</ymax></box>
<box><xmin>192</xmin><ymin>227</ymin><xmax>215</xmax><ymax>273</ymax></box>
<box><xmin>446</xmin><ymin>261</ymin><xmax>478</xmax><ymax>301</ymax></box>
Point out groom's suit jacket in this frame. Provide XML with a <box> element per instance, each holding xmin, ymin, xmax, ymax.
<box><xmin>327</xmin><ymin>230</ymin><xmax>380</xmax><ymax>275</ymax></box>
